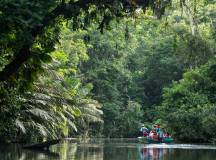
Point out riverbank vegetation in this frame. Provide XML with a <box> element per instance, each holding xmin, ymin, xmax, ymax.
<box><xmin>1</xmin><ymin>0</ymin><xmax>216</xmax><ymax>143</ymax></box>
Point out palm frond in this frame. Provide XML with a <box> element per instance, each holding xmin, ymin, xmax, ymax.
<box><xmin>27</xmin><ymin>108</ymin><xmax>54</xmax><ymax>121</ymax></box>
<box><xmin>15</xmin><ymin>119</ymin><xmax>26</xmax><ymax>134</ymax></box>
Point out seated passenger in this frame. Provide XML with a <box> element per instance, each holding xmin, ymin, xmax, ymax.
<box><xmin>163</xmin><ymin>132</ymin><xmax>171</xmax><ymax>138</ymax></box>
<box><xmin>140</xmin><ymin>124</ymin><xmax>149</xmax><ymax>137</ymax></box>
<box><xmin>150</xmin><ymin>130</ymin><xmax>158</xmax><ymax>140</ymax></box>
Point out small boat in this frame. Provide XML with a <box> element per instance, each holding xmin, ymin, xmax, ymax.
<box><xmin>138</xmin><ymin>136</ymin><xmax>174</xmax><ymax>144</ymax></box>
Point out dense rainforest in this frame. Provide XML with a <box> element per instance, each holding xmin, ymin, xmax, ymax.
<box><xmin>1</xmin><ymin>0</ymin><xmax>216</xmax><ymax>143</ymax></box>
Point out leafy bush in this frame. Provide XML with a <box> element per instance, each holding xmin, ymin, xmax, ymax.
<box><xmin>158</xmin><ymin>59</ymin><xmax>216</xmax><ymax>142</ymax></box>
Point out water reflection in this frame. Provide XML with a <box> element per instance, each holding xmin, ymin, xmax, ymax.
<box><xmin>138</xmin><ymin>146</ymin><xmax>173</xmax><ymax>160</ymax></box>
<box><xmin>1</xmin><ymin>141</ymin><xmax>216</xmax><ymax>160</ymax></box>
<box><xmin>0</xmin><ymin>145</ymin><xmax>60</xmax><ymax>160</ymax></box>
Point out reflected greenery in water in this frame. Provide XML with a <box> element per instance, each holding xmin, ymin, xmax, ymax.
<box><xmin>0</xmin><ymin>144</ymin><xmax>59</xmax><ymax>160</ymax></box>
<box><xmin>1</xmin><ymin>140</ymin><xmax>216</xmax><ymax>160</ymax></box>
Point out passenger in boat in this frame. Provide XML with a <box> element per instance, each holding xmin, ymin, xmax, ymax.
<box><xmin>149</xmin><ymin>129</ymin><xmax>158</xmax><ymax>141</ymax></box>
<box><xmin>153</xmin><ymin>125</ymin><xmax>157</xmax><ymax>130</ymax></box>
<box><xmin>155</xmin><ymin>124</ymin><xmax>161</xmax><ymax>133</ymax></box>
<box><xmin>164</xmin><ymin>132</ymin><xmax>171</xmax><ymax>138</ymax></box>
<box><xmin>152</xmin><ymin>124</ymin><xmax>159</xmax><ymax>132</ymax></box>
<box><xmin>158</xmin><ymin>128</ymin><xmax>164</xmax><ymax>142</ymax></box>
<box><xmin>149</xmin><ymin>130</ymin><xmax>154</xmax><ymax>138</ymax></box>
<box><xmin>140</xmin><ymin>124</ymin><xmax>149</xmax><ymax>137</ymax></box>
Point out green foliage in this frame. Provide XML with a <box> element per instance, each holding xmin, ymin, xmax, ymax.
<box><xmin>119</xmin><ymin>101</ymin><xmax>143</xmax><ymax>137</ymax></box>
<box><xmin>158</xmin><ymin>59</ymin><xmax>216</xmax><ymax>142</ymax></box>
<box><xmin>0</xmin><ymin>0</ymin><xmax>216</xmax><ymax>143</ymax></box>
<box><xmin>0</xmin><ymin>21</ymin><xmax>103</xmax><ymax>142</ymax></box>
<box><xmin>0</xmin><ymin>84</ymin><xmax>21</xmax><ymax>141</ymax></box>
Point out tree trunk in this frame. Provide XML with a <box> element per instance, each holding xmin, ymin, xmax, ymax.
<box><xmin>0</xmin><ymin>45</ymin><xmax>31</xmax><ymax>81</ymax></box>
<box><xmin>182</xmin><ymin>0</ymin><xmax>198</xmax><ymax>36</ymax></box>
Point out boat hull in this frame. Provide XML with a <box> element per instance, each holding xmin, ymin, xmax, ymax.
<box><xmin>138</xmin><ymin>137</ymin><xmax>173</xmax><ymax>144</ymax></box>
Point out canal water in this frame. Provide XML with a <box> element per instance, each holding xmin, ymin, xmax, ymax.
<box><xmin>1</xmin><ymin>139</ymin><xmax>216</xmax><ymax>160</ymax></box>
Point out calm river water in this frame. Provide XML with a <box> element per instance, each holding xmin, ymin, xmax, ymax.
<box><xmin>1</xmin><ymin>139</ymin><xmax>216</xmax><ymax>160</ymax></box>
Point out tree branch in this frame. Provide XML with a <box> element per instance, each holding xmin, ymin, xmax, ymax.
<box><xmin>0</xmin><ymin>0</ymin><xmax>157</xmax><ymax>81</ymax></box>
<box><xmin>0</xmin><ymin>1</ymin><xmax>92</xmax><ymax>81</ymax></box>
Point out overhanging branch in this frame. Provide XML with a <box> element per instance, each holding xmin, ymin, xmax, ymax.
<box><xmin>0</xmin><ymin>1</ymin><xmax>92</xmax><ymax>81</ymax></box>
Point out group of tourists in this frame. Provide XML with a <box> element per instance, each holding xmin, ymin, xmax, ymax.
<box><xmin>139</xmin><ymin>124</ymin><xmax>171</xmax><ymax>142</ymax></box>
